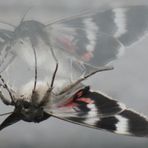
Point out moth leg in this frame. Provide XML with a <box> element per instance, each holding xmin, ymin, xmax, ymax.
<box><xmin>38</xmin><ymin>39</ymin><xmax>59</xmax><ymax>106</ymax></box>
<box><xmin>47</xmin><ymin>36</ymin><xmax>58</xmax><ymax>65</ymax></box>
<box><xmin>31</xmin><ymin>44</ymin><xmax>41</xmax><ymax>105</ymax></box>
<box><xmin>70</xmin><ymin>59</ymin><xmax>73</xmax><ymax>82</ymax></box>
<box><xmin>31</xmin><ymin>45</ymin><xmax>38</xmax><ymax>93</ymax></box>
<box><xmin>56</xmin><ymin>65</ymin><xmax>113</xmax><ymax>95</ymax></box>
<box><xmin>0</xmin><ymin>75</ymin><xmax>14</xmax><ymax>105</ymax></box>
<box><xmin>0</xmin><ymin>90</ymin><xmax>11</xmax><ymax>105</ymax></box>
<box><xmin>47</xmin><ymin>36</ymin><xmax>59</xmax><ymax>86</ymax></box>
<box><xmin>39</xmin><ymin>63</ymin><xmax>59</xmax><ymax>106</ymax></box>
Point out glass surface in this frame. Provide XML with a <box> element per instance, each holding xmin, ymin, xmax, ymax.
<box><xmin>0</xmin><ymin>0</ymin><xmax>148</xmax><ymax>148</ymax></box>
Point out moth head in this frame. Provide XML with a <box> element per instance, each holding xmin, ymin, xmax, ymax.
<box><xmin>0</xmin><ymin>99</ymin><xmax>50</xmax><ymax>131</ymax></box>
<box><xmin>15</xmin><ymin>100</ymin><xmax>45</xmax><ymax>122</ymax></box>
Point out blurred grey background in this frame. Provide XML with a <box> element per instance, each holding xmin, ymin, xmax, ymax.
<box><xmin>0</xmin><ymin>0</ymin><xmax>148</xmax><ymax>148</ymax></box>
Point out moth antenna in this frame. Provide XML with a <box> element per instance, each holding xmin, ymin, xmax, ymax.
<box><xmin>0</xmin><ymin>112</ymin><xmax>13</xmax><ymax>116</ymax></box>
<box><xmin>47</xmin><ymin>37</ymin><xmax>59</xmax><ymax>85</ymax></box>
<box><xmin>48</xmin><ymin>37</ymin><xmax>59</xmax><ymax>89</ymax></box>
<box><xmin>0</xmin><ymin>21</ymin><xmax>16</xmax><ymax>28</ymax></box>
<box><xmin>48</xmin><ymin>37</ymin><xmax>58</xmax><ymax>64</ymax></box>
<box><xmin>39</xmin><ymin>63</ymin><xmax>59</xmax><ymax>107</ymax></box>
<box><xmin>50</xmin><ymin>63</ymin><xmax>58</xmax><ymax>89</ymax></box>
<box><xmin>31</xmin><ymin>45</ymin><xmax>38</xmax><ymax>93</ymax></box>
<box><xmin>0</xmin><ymin>75</ymin><xmax>14</xmax><ymax>104</ymax></box>
<box><xmin>46</xmin><ymin>9</ymin><xmax>90</xmax><ymax>26</ymax></box>
<box><xmin>20</xmin><ymin>6</ymin><xmax>33</xmax><ymax>24</ymax></box>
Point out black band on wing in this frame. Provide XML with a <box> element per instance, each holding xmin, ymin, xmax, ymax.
<box><xmin>72</xmin><ymin>87</ymin><xmax>125</xmax><ymax>117</ymax></box>
<box><xmin>95</xmin><ymin>109</ymin><xmax>148</xmax><ymax>137</ymax></box>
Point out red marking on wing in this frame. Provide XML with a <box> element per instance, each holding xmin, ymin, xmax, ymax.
<box><xmin>77</xmin><ymin>98</ymin><xmax>94</xmax><ymax>104</ymax></box>
<box><xmin>75</xmin><ymin>91</ymin><xmax>83</xmax><ymax>98</ymax></box>
<box><xmin>59</xmin><ymin>88</ymin><xmax>93</xmax><ymax>108</ymax></box>
<box><xmin>61</xmin><ymin>97</ymin><xmax>94</xmax><ymax>108</ymax></box>
<box><xmin>58</xmin><ymin>98</ymin><xmax>77</xmax><ymax>108</ymax></box>
<box><xmin>56</xmin><ymin>36</ymin><xmax>76</xmax><ymax>53</ymax></box>
<box><xmin>81</xmin><ymin>52</ymin><xmax>94</xmax><ymax>61</ymax></box>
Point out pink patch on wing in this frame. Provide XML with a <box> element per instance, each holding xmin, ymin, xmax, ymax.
<box><xmin>76</xmin><ymin>91</ymin><xmax>83</xmax><ymax>98</ymax></box>
<box><xmin>77</xmin><ymin>98</ymin><xmax>94</xmax><ymax>104</ymax></box>
<box><xmin>57</xmin><ymin>36</ymin><xmax>76</xmax><ymax>52</ymax></box>
<box><xmin>59</xmin><ymin>97</ymin><xmax>94</xmax><ymax>108</ymax></box>
<box><xmin>81</xmin><ymin>52</ymin><xmax>93</xmax><ymax>61</ymax></box>
<box><xmin>59</xmin><ymin>98</ymin><xmax>77</xmax><ymax>108</ymax></box>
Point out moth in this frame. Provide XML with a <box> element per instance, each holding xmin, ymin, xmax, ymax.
<box><xmin>0</xmin><ymin>5</ymin><xmax>148</xmax><ymax>137</ymax></box>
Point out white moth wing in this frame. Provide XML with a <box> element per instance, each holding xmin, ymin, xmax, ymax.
<box><xmin>0</xmin><ymin>29</ymin><xmax>14</xmax><ymax>73</ymax></box>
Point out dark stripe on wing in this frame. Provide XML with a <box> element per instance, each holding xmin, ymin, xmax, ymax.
<box><xmin>117</xmin><ymin>6</ymin><xmax>148</xmax><ymax>46</ymax></box>
<box><xmin>65</xmin><ymin>109</ymin><xmax>148</xmax><ymax>137</ymax></box>
<box><xmin>92</xmin><ymin>9</ymin><xmax>117</xmax><ymax>36</ymax></box>
<box><xmin>119</xmin><ymin>110</ymin><xmax>148</xmax><ymax>137</ymax></box>
<box><xmin>49</xmin><ymin>5</ymin><xmax>148</xmax><ymax>68</ymax></box>
<box><xmin>89</xmin><ymin>34</ymin><xmax>122</xmax><ymax>66</ymax></box>
<box><xmin>95</xmin><ymin>109</ymin><xmax>148</xmax><ymax>137</ymax></box>
<box><xmin>96</xmin><ymin>116</ymin><xmax>118</xmax><ymax>132</ymax></box>
<box><xmin>48</xmin><ymin>87</ymin><xmax>148</xmax><ymax>137</ymax></box>
<box><xmin>73</xmin><ymin>87</ymin><xmax>125</xmax><ymax>117</ymax></box>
